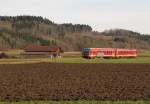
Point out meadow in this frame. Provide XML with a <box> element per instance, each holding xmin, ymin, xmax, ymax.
<box><xmin>0</xmin><ymin>50</ymin><xmax>150</xmax><ymax>64</ymax></box>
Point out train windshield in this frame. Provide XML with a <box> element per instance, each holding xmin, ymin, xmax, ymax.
<box><xmin>82</xmin><ymin>48</ymin><xmax>90</xmax><ymax>55</ymax></box>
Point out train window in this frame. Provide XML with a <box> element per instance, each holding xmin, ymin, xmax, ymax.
<box><xmin>121</xmin><ymin>51</ymin><xmax>123</xmax><ymax>54</ymax></box>
<box><xmin>119</xmin><ymin>51</ymin><xmax>121</xmax><ymax>54</ymax></box>
<box><xmin>109</xmin><ymin>51</ymin><xmax>111</xmax><ymax>54</ymax></box>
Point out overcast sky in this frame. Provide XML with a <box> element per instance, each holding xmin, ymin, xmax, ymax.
<box><xmin>0</xmin><ymin>0</ymin><xmax>150</xmax><ymax>34</ymax></box>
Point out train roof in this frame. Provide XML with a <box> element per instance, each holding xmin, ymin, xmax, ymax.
<box><xmin>83</xmin><ymin>48</ymin><xmax>137</xmax><ymax>51</ymax></box>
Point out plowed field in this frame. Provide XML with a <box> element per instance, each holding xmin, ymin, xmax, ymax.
<box><xmin>0</xmin><ymin>63</ymin><xmax>150</xmax><ymax>101</ymax></box>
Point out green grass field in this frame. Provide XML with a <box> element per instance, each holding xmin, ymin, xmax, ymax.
<box><xmin>0</xmin><ymin>50</ymin><xmax>150</xmax><ymax>64</ymax></box>
<box><xmin>47</xmin><ymin>57</ymin><xmax>150</xmax><ymax>64</ymax></box>
<box><xmin>0</xmin><ymin>101</ymin><xmax>150</xmax><ymax>104</ymax></box>
<box><xmin>0</xmin><ymin>57</ymin><xmax>150</xmax><ymax>64</ymax></box>
<box><xmin>138</xmin><ymin>50</ymin><xmax>150</xmax><ymax>57</ymax></box>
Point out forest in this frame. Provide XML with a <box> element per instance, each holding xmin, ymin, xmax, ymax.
<box><xmin>0</xmin><ymin>16</ymin><xmax>150</xmax><ymax>51</ymax></box>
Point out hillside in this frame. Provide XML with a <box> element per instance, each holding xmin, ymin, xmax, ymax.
<box><xmin>0</xmin><ymin>16</ymin><xmax>150</xmax><ymax>51</ymax></box>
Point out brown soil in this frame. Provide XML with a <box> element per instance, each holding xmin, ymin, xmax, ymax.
<box><xmin>0</xmin><ymin>63</ymin><xmax>150</xmax><ymax>101</ymax></box>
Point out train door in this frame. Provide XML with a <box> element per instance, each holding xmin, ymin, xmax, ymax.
<box><xmin>97</xmin><ymin>51</ymin><xmax>104</xmax><ymax>57</ymax></box>
<box><xmin>115</xmin><ymin>49</ymin><xmax>118</xmax><ymax>58</ymax></box>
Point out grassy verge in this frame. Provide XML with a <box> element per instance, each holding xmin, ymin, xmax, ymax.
<box><xmin>46</xmin><ymin>57</ymin><xmax>150</xmax><ymax>64</ymax></box>
<box><xmin>138</xmin><ymin>50</ymin><xmax>150</xmax><ymax>57</ymax></box>
<box><xmin>0</xmin><ymin>57</ymin><xmax>150</xmax><ymax>64</ymax></box>
<box><xmin>0</xmin><ymin>101</ymin><xmax>149</xmax><ymax>104</ymax></box>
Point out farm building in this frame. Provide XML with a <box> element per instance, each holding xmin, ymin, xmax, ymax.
<box><xmin>23</xmin><ymin>45</ymin><xmax>63</xmax><ymax>57</ymax></box>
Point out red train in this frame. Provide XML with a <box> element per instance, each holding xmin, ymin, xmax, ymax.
<box><xmin>82</xmin><ymin>48</ymin><xmax>137</xmax><ymax>59</ymax></box>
